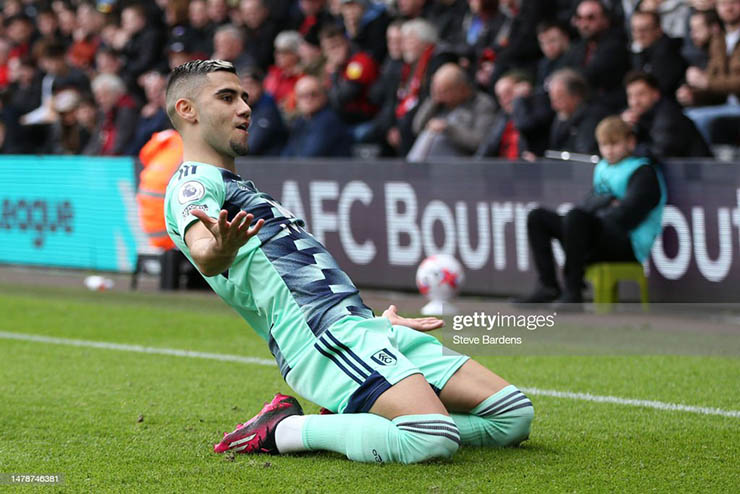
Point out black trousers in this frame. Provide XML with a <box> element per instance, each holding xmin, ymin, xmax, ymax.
<box><xmin>527</xmin><ymin>207</ymin><xmax>637</xmax><ymax>294</ymax></box>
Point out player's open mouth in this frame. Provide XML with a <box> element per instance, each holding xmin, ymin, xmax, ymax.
<box><xmin>235</xmin><ymin>123</ymin><xmax>249</xmax><ymax>132</ymax></box>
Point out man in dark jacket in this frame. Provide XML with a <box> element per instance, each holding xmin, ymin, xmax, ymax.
<box><xmin>339</xmin><ymin>0</ymin><xmax>391</xmax><ymax>63</ymax></box>
<box><xmin>621</xmin><ymin>71</ymin><xmax>712</xmax><ymax>158</ymax></box>
<box><xmin>282</xmin><ymin>75</ymin><xmax>353</xmax><ymax>157</ymax></box>
<box><xmin>546</xmin><ymin>68</ymin><xmax>608</xmax><ymax>155</ymax></box>
<box><xmin>562</xmin><ymin>0</ymin><xmax>630</xmax><ymax>110</ymax></box>
<box><xmin>630</xmin><ymin>10</ymin><xmax>686</xmax><ymax>96</ymax></box>
<box><xmin>118</xmin><ymin>4</ymin><xmax>166</xmax><ymax>98</ymax></box>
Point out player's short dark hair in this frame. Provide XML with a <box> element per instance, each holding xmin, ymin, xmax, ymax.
<box><xmin>165</xmin><ymin>59</ymin><xmax>237</xmax><ymax>129</ymax></box>
<box><xmin>624</xmin><ymin>70</ymin><xmax>660</xmax><ymax>91</ymax></box>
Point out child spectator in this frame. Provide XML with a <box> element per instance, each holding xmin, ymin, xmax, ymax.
<box><xmin>514</xmin><ymin>116</ymin><xmax>666</xmax><ymax>307</ymax></box>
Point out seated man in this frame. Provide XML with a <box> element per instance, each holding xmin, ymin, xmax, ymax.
<box><xmin>281</xmin><ymin>74</ymin><xmax>353</xmax><ymax>157</ymax></box>
<box><xmin>545</xmin><ymin>68</ymin><xmax>609</xmax><ymax>156</ymax></box>
<box><xmin>164</xmin><ymin>60</ymin><xmax>533</xmax><ymax>464</ymax></box>
<box><xmin>621</xmin><ymin>71</ymin><xmax>712</xmax><ymax>158</ymax></box>
<box><xmin>677</xmin><ymin>0</ymin><xmax>740</xmax><ymax>144</ymax></box>
<box><xmin>408</xmin><ymin>63</ymin><xmax>496</xmax><ymax>161</ymax></box>
<box><xmin>514</xmin><ymin>116</ymin><xmax>666</xmax><ymax>306</ymax></box>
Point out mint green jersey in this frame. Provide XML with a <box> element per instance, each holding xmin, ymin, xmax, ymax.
<box><xmin>164</xmin><ymin>162</ymin><xmax>374</xmax><ymax>377</ymax></box>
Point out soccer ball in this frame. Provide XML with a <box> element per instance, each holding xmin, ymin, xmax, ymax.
<box><xmin>415</xmin><ymin>255</ymin><xmax>464</xmax><ymax>314</ymax></box>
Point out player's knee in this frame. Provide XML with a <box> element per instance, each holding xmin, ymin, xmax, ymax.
<box><xmin>498</xmin><ymin>403</ymin><xmax>534</xmax><ymax>447</ymax></box>
<box><xmin>392</xmin><ymin>415</ymin><xmax>460</xmax><ymax>464</ymax></box>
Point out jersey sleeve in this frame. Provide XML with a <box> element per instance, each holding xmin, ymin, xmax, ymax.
<box><xmin>166</xmin><ymin>164</ymin><xmax>226</xmax><ymax>240</ymax></box>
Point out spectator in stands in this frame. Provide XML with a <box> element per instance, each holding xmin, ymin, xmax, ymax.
<box><xmin>3</xmin><ymin>56</ymin><xmax>42</xmax><ymax>153</ymax></box>
<box><xmin>241</xmin><ymin>67</ymin><xmax>288</xmax><ymax>155</ymax></box>
<box><xmin>637</xmin><ymin>0</ymin><xmax>692</xmax><ymax>38</ymax></box>
<box><xmin>535</xmin><ymin>20</ymin><xmax>572</xmax><ymax>88</ymax></box>
<box><xmin>264</xmin><ymin>31</ymin><xmax>305</xmax><ymax>119</ymax></box>
<box><xmin>320</xmin><ymin>24</ymin><xmax>380</xmax><ymax>131</ymax></box>
<box><xmin>239</xmin><ymin>0</ymin><xmax>279</xmax><ymax>70</ymax></box>
<box><xmin>408</xmin><ymin>63</ymin><xmax>496</xmax><ymax>160</ymax></box>
<box><xmin>0</xmin><ymin>38</ymin><xmax>10</xmax><ymax>90</ymax></box>
<box><xmin>40</xmin><ymin>42</ymin><xmax>90</xmax><ymax>94</ymax></box>
<box><xmin>427</xmin><ymin>0</ymin><xmax>469</xmax><ymax>44</ymax></box>
<box><xmin>476</xmin><ymin>70</ymin><xmax>533</xmax><ymax>158</ymax></box>
<box><xmin>282</xmin><ymin>75</ymin><xmax>353</xmax><ymax>157</ymax></box>
<box><xmin>299</xmin><ymin>30</ymin><xmax>326</xmax><ymax>77</ymax></box>
<box><xmin>184</xmin><ymin>0</ymin><xmax>215</xmax><ymax>56</ymax></box>
<box><xmin>288</xmin><ymin>0</ymin><xmax>338</xmax><ymax>44</ymax></box>
<box><xmin>452</xmin><ymin>0</ymin><xmax>502</xmax><ymax>90</ymax></box>
<box><xmin>68</xmin><ymin>2</ymin><xmax>104</xmax><ymax>71</ymax></box>
<box><xmin>397</xmin><ymin>0</ymin><xmax>434</xmax><ymax>20</ymax></box>
<box><xmin>621</xmin><ymin>71</ymin><xmax>712</xmax><ymax>157</ymax></box>
<box><xmin>488</xmin><ymin>0</ymin><xmax>556</xmax><ymax>84</ymax></box>
<box><xmin>681</xmin><ymin>8</ymin><xmax>721</xmax><ymax>68</ymax></box>
<box><xmin>514</xmin><ymin>117</ymin><xmax>666</xmax><ymax>307</ymax></box>
<box><xmin>678</xmin><ymin>0</ymin><xmax>740</xmax><ymax>144</ymax></box>
<box><xmin>84</xmin><ymin>73</ymin><xmax>139</xmax><ymax>156</ymax></box>
<box><xmin>546</xmin><ymin>68</ymin><xmax>609</xmax><ymax>155</ymax></box>
<box><xmin>95</xmin><ymin>46</ymin><xmax>123</xmax><ymax>76</ymax></box>
<box><xmin>207</xmin><ymin>0</ymin><xmax>231</xmax><ymax>26</ymax></box>
<box><xmin>19</xmin><ymin>41</ymin><xmax>89</xmax><ymax>129</ymax></box>
<box><xmin>340</xmin><ymin>0</ymin><xmax>391</xmax><ymax>63</ymax></box>
<box><xmin>392</xmin><ymin>19</ymin><xmax>457</xmax><ymax>155</ymax></box>
<box><xmin>4</xmin><ymin>14</ymin><xmax>35</xmax><ymax>65</ymax></box>
<box><xmin>212</xmin><ymin>24</ymin><xmax>254</xmax><ymax>70</ymax></box>
<box><xmin>55</xmin><ymin>3</ymin><xmax>78</xmax><ymax>45</ymax></box>
<box><xmin>44</xmin><ymin>88</ymin><xmax>91</xmax><ymax>154</ymax></box>
<box><xmin>366</xmin><ymin>20</ymin><xmax>405</xmax><ymax>153</ymax></box>
<box><xmin>126</xmin><ymin>70</ymin><xmax>171</xmax><ymax>156</ymax></box>
<box><xmin>117</xmin><ymin>3</ymin><xmax>166</xmax><ymax>98</ymax></box>
<box><xmin>563</xmin><ymin>0</ymin><xmax>631</xmax><ymax>110</ymax></box>
<box><xmin>36</xmin><ymin>8</ymin><xmax>64</xmax><ymax>47</ymax></box>
<box><xmin>630</xmin><ymin>10</ymin><xmax>686</xmax><ymax>95</ymax></box>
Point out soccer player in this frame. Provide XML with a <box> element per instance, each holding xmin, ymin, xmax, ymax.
<box><xmin>164</xmin><ymin>60</ymin><xmax>534</xmax><ymax>464</ymax></box>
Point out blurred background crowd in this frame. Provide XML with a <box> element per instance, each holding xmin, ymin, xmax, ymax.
<box><xmin>0</xmin><ymin>0</ymin><xmax>738</xmax><ymax>160</ymax></box>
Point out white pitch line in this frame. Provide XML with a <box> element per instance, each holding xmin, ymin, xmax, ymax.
<box><xmin>1</xmin><ymin>331</ymin><xmax>738</xmax><ymax>419</ymax></box>
<box><xmin>0</xmin><ymin>331</ymin><xmax>276</xmax><ymax>367</ymax></box>
<box><xmin>520</xmin><ymin>387</ymin><xmax>740</xmax><ymax>419</ymax></box>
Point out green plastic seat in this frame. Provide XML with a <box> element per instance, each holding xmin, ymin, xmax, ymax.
<box><xmin>585</xmin><ymin>262</ymin><xmax>649</xmax><ymax>313</ymax></box>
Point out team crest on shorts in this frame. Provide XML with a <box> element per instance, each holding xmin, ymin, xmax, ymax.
<box><xmin>371</xmin><ymin>348</ymin><xmax>397</xmax><ymax>366</ymax></box>
<box><xmin>178</xmin><ymin>181</ymin><xmax>205</xmax><ymax>204</ymax></box>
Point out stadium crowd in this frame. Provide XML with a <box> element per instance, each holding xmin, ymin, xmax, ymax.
<box><xmin>0</xmin><ymin>0</ymin><xmax>737</xmax><ymax>159</ymax></box>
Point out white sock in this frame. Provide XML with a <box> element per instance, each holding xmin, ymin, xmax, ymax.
<box><xmin>275</xmin><ymin>414</ymin><xmax>308</xmax><ymax>454</ymax></box>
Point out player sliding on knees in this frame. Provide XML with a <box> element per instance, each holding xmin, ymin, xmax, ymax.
<box><xmin>164</xmin><ymin>60</ymin><xmax>534</xmax><ymax>464</ymax></box>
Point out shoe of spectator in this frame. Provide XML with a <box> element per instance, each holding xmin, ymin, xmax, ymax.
<box><xmin>510</xmin><ymin>286</ymin><xmax>561</xmax><ymax>305</ymax></box>
<box><xmin>550</xmin><ymin>291</ymin><xmax>584</xmax><ymax>313</ymax></box>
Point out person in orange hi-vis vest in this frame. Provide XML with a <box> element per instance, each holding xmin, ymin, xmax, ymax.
<box><xmin>137</xmin><ymin>129</ymin><xmax>184</xmax><ymax>250</ymax></box>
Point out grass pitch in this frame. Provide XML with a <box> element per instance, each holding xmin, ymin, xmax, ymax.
<box><xmin>0</xmin><ymin>283</ymin><xmax>738</xmax><ymax>493</ymax></box>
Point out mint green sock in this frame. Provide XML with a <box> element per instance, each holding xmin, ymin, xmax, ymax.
<box><xmin>302</xmin><ymin>413</ymin><xmax>460</xmax><ymax>464</ymax></box>
<box><xmin>450</xmin><ymin>385</ymin><xmax>534</xmax><ymax>447</ymax></box>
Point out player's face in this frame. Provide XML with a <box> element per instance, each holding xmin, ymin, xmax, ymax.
<box><xmin>196</xmin><ymin>71</ymin><xmax>252</xmax><ymax>158</ymax></box>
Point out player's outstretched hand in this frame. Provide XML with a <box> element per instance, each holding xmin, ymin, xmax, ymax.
<box><xmin>382</xmin><ymin>304</ymin><xmax>444</xmax><ymax>332</ymax></box>
<box><xmin>191</xmin><ymin>209</ymin><xmax>264</xmax><ymax>253</ymax></box>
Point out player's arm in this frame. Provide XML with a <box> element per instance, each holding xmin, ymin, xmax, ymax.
<box><xmin>185</xmin><ymin>209</ymin><xmax>264</xmax><ymax>276</ymax></box>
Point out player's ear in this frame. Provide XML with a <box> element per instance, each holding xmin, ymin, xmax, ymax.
<box><xmin>175</xmin><ymin>98</ymin><xmax>197</xmax><ymax>124</ymax></box>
